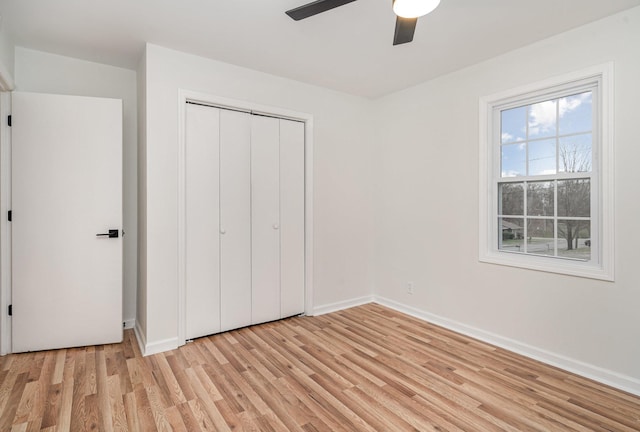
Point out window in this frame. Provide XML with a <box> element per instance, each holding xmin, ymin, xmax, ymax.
<box><xmin>479</xmin><ymin>64</ymin><xmax>614</xmax><ymax>280</ymax></box>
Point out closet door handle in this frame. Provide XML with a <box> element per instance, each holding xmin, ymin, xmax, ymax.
<box><xmin>272</xmin><ymin>224</ymin><xmax>279</xmax><ymax>230</ymax></box>
<box><xmin>220</xmin><ymin>228</ymin><xmax>226</xmax><ymax>235</ymax></box>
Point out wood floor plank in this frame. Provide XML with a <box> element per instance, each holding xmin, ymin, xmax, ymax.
<box><xmin>0</xmin><ymin>304</ymin><xmax>639</xmax><ymax>431</ymax></box>
<box><xmin>146</xmin><ymin>356</ymin><xmax>174</xmax><ymax>409</ymax></box>
<box><xmin>165</xmin><ymin>354</ymin><xmax>196</xmax><ymax>402</ymax></box>
<box><xmin>12</xmin><ymin>380</ymin><xmax>38</xmax><ymax>426</ymax></box>
<box><xmin>175</xmin><ymin>401</ymin><xmax>205</xmax><ymax>432</ymax></box>
<box><xmin>57</xmin><ymin>380</ymin><xmax>74</xmax><ymax>432</ymax></box>
<box><xmin>218</xmin><ymin>342</ymin><xmax>274</xmax><ymax>416</ymax></box>
<box><xmin>122</xmin><ymin>331</ymin><xmax>138</xmax><ymax>360</ymax></box>
<box><xmin>132</xmin><ymin>387</ymin><xmax>158</xmax><ymax>432</ymax></box>
<box><xmin>107</xmin><ymin>374</ymin><xmax>128</xmax><ymax>432</ymax></box>
<box><xmin>95</xmin><ymin>349</ymin><xmax>114</xmax><ymax>432</ymax></box>
<box><xmin>204</xmin><ymin>360</ymin><xmax>268</xmax><ymax>418</ymax></box>
<box><xmin>24</xmin><ymin>417</ymin><xmax>42</xmax><ymax>432</ymax></box>
<box><xmin>278</xmin><ymin>374</ymin><xmax>352</xmax><ymax>432</ymax></box>
<box><xmin>114</xmin><ymin>349</ymin><xmax>134</xmax><ymax>395</ymax></box>
<box><xmin>164</xmin><ymin>405</ymin><xmax>188</xmax><ymax>431</ymax></box>
<box><xmin>290</xmin><ymin>367</ymin><xmax>378</xmax><ymax>432</ymax></box>
<box><xmin>204</xmin><ymin>364</ymin><xmax>247</xmax><ymax>416</ymax></box>
<box><xmin>184</xmin><ymin>367</ymin><xmax>231</xmax><ymax>432</ymax></box>
<box><xmin>123</xmin><ymin>391</ymin><xmax>141</xmax><ymax>432</ymax></box>
<box><xmin>335</xmin><ymin>374</ymin><xmax>420</xmax><ymax>431</ymax></box>
<box><xmin>154</xmin><ymin>354</ymin><xmax>187</xmax><ymax>406</ymax></box>
<box><xmin>261</xmin><ymin>379</ymin><xmax>315</xmax><ymax>431</ymax></box>
<box><xmin>83</xmin><ymin>393</ymin><xmax>101</xmax><ymax>432</ymax></box>
<box><xmin>0</xmin><ymin>372</ymin><xmax>28</xmax><ymax>431</ymax></box>
<box><xmin>10</xmin><ymin>422</ymin><xmax>27</xmax><ymax>432</ymax></box>
<box><xmin>40</xmin><ymin>382</ymin><xmax>63</xmax><ymax>429</ymax></box>
<box><xmin>186</xmin><ymin>398</ymin><xmax>216</xmax><ymax>432</ymax></box>
<box><xmin>144</xmin><ymin>383</ymin><xmax>173</xmax><ymax>432</ymax></box>
<box><xmin>233</xmin><ymin>330</ymin><xmax>283</xmax><ymax>382</ymax></box>
<box><xmin>85</xmin><ymin>350</ymin><xmax>97</xmax><ymax>397</ymax></box>
<box><xmin>51</xmin><ymin>349</ymin><xmax>66</xmax><ymax>385</ymax></box>
<box><xmin>69</xmin><ymin>349</ymin><xmax>87</xmax><ymax>432</ymax></box>
<box><xmin>125</xmin><ymin>357</ymin><xmax>144</xmax><ymax>393</ymax></box>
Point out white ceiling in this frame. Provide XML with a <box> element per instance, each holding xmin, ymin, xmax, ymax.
<box><xmin>1</xmin><ymin>0</ymin><xmax>639</xmax><ymax>98</ymax></box>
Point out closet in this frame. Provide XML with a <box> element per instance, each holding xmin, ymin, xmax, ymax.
<box><xmin>184</xmin><ymin>102</ymin><xmax>305</xmax><ymax>340</ymax></box>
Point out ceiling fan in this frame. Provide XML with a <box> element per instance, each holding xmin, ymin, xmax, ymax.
<box><xmin>285</xmin><ymin>0</ymin><xmax>441</xmax><ymax>45</ymax></box>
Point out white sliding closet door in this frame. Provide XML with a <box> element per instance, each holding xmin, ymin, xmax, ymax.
<box><xmin>280</xmin><ymin>119</ymin><xmax>306</xmax><ymax>318</ymax></box>
<box><xmin>185</xmin><ymin>104</ymin><xmax>221</xmax><ymax>339</ymax></box>
<box><xmin>220</xmin><ymin>110</ymin><xmax>252</xmax><ymax>331</ymax></box>
<box><xmin>251</xmin><ymin>116</ymin><xmax>282</xmax><ymax>325</ymax></box>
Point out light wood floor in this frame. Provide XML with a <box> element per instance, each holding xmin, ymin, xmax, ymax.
<box><xmin>1</xmin><ymin>304</ymin><xmax>639</xmax><ymax>431</ymax></box>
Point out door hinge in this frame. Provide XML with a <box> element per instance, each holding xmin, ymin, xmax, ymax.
<box><xmin>7</xmin><ymin>210</ymin><xmax>11</xmax><ymax>222</ymax></box>
<box><xmin>7</xmin><ymin>115</ymin><xmax>11</xmax><ymax>127</ymax></box>
<box><xmin>8</xmin><ymin>305</ymin><xmax>12</xmax><ymax>316</ymax></box>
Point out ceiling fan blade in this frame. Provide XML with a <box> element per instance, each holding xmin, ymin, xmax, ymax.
<box><xmin>393</xmin><ymin>16</ymin><xmax>417</xmax><ymax>45</ymax></box>
<box><xmin>286</xmin><ymin>0</ymin><xmax>357</xmax><ymax>21</ymax></box>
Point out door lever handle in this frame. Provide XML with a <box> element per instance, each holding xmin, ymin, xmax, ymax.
<box><xmin>96</xmin><ymin>229</ymin><xmax>119</xmax><ymax>238</ymax></box>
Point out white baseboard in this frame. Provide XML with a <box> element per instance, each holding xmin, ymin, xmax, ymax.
<box><xmin>123</xmin><ymin>319</ymin><xmax>135</xmax><ymax>330</ymax></box>
<box><xmin>374</xmin><ymin>295</ymin><xmax>640</xmax><ymax>397</ymax></box>
<box><xmin>143</xmin><ymin>337</ymin><xmax>180</xmax><ymax>356</ymax></box>
<box><xmin>133</xmin><ymin>321</ymin><xmax>147</xmax><ymax>356</ymax></box>
<box><xmin>312</xmin><ymin>295</ymin><xmax>374</xmax><ymax>316</ymax></box>
<box><xmin>133</xmin><ymin>320</ymin><xmax>180</xmax><ymax>357</ymax></box>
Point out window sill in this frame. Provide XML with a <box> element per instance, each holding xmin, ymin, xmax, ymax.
<box><xmin>479</xmin><ymin>250</ymin><xmax>614</xmax><ymax>281</ymax></box>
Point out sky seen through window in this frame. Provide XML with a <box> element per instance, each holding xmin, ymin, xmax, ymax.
<box><xmin>500</xmin><ymin>92</ymin><xmax>592</xmax><ymax>177</ymax></box>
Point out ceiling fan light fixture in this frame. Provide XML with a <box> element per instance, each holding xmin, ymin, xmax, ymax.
<box><xmin>393</xmin><ymin>0</ymin><xmax>440</xmax><ymax>19</ymax></box>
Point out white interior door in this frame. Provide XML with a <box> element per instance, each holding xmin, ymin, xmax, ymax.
<box><xmin>220</xmin><ymin>110</ymin><xmax>252</xmax><ymax>331</ymax></box>
<box><xmin>12</xmin><ymin>91</ymin><xmax>123</xmax><ymax>353</ymax></box>
<box><xmin>251</xmin><ymin>115</ymin><xmax>281</xmax><ymax>325</ymax></box>
<box><xmin>185</xmin><ymin>103</ymin><xmax>221</xmax><ymax>339</ymax></box>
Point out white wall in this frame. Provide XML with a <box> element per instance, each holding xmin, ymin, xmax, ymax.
<box><xmin>0</xmin><ymin>18</ymin><xmax>14</xmax><ymax>87</ymax></box>
<box><xmin>14</xmin><ymin>48</ymin><xmax>138</xmax><ymax>325</ymax></box>
<box><xmin>139</xmin><ymin>44</ymin><xmax>375</xmax><ymax>349</ymax></box>
<box><xmin>372</xmin><ymin>7</ymin><xmax>640</xmax><ymax>392</ymax></box>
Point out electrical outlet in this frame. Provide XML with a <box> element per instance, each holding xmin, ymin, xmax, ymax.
<box><xmin>407</xmin><ymin>281</ymin><xmax>414</xmax><ymax>295</ymax></box>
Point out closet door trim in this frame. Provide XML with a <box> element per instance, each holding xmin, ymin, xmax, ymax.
<box><xmin>177</xmin><ymin>90</ymin><xmax>314</xmax><ymax>346</ymax></box>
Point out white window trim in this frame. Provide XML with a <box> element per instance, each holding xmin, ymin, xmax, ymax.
<box><xmin>479</xmin><ymin>63</ymin><xmax>614</xmax><ymax>281</ymax></box>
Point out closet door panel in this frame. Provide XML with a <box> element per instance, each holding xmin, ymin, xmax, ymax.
<box><xmin>185</xmin><ymin>104</ymin><xmax>221</xmax><ymax>339</ymax></box>
<box><xmin>220</xmin><ymin>110</ymin><xmax>252</xmax><ymax>331</ymax></box>
<box><xmin>251</xmin><ymin>116</ymin><xmax>281</xmax><ymax>325</ymax></box>
<box><xmin>280</xmin><ymin>119</ymin><xmax>305</xmax><ymax>318</ymax></box>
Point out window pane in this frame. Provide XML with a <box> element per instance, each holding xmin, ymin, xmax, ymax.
<box><xmin>501</xmin><ymin>106</ymin><xmax>526</xmax><ymax>144</ymax></box>
<box><xmin>528</xmin><ymin>139</ymin><xmax>556</xmax><ymax>176</ymax></box>
<box><xmin>527</xmin><ymin>181</ymin><xmax>554</xmax><ymax>216</ymax></box>
<box><xmin>499</xmin><ymin>182</ymin><xmax>524</xmax><ymax>215</ymax></box>
<box><xmin>501</xmin><ymin>143</ymin><xmax>526</xmax><ymax>177</ymax></box>
<box><xmin>499</xmin><ymin>218</ymin><xmax>524</xmax><ymax>252</ymax></box>
<box><xmin>558</xmin><ymin>221</ymin><xmax>591</xmax><ymax>260</ymax></box>
<box><xmin>528</xmin><ymin>100</ymin><xmax>557</xmax><ymax>139</ymax></box>
<box><xmin>558</xmin><ymin>179</ymin><xmax>590</xmax><ymax>217</ymax></box>
<box><xmin>559</xmin><ymin>91</ymin><xmax>592</xmax><ymax>135</ymax></box>
<box><xmin>526</xmin><ymin>219</ymin><xmax>555</xmax><ymax>256</ymax></box>
<box><xmin>559</xmin><ymin>134</ymin><xmax>592</xmax><ymax>173</ymax></box>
